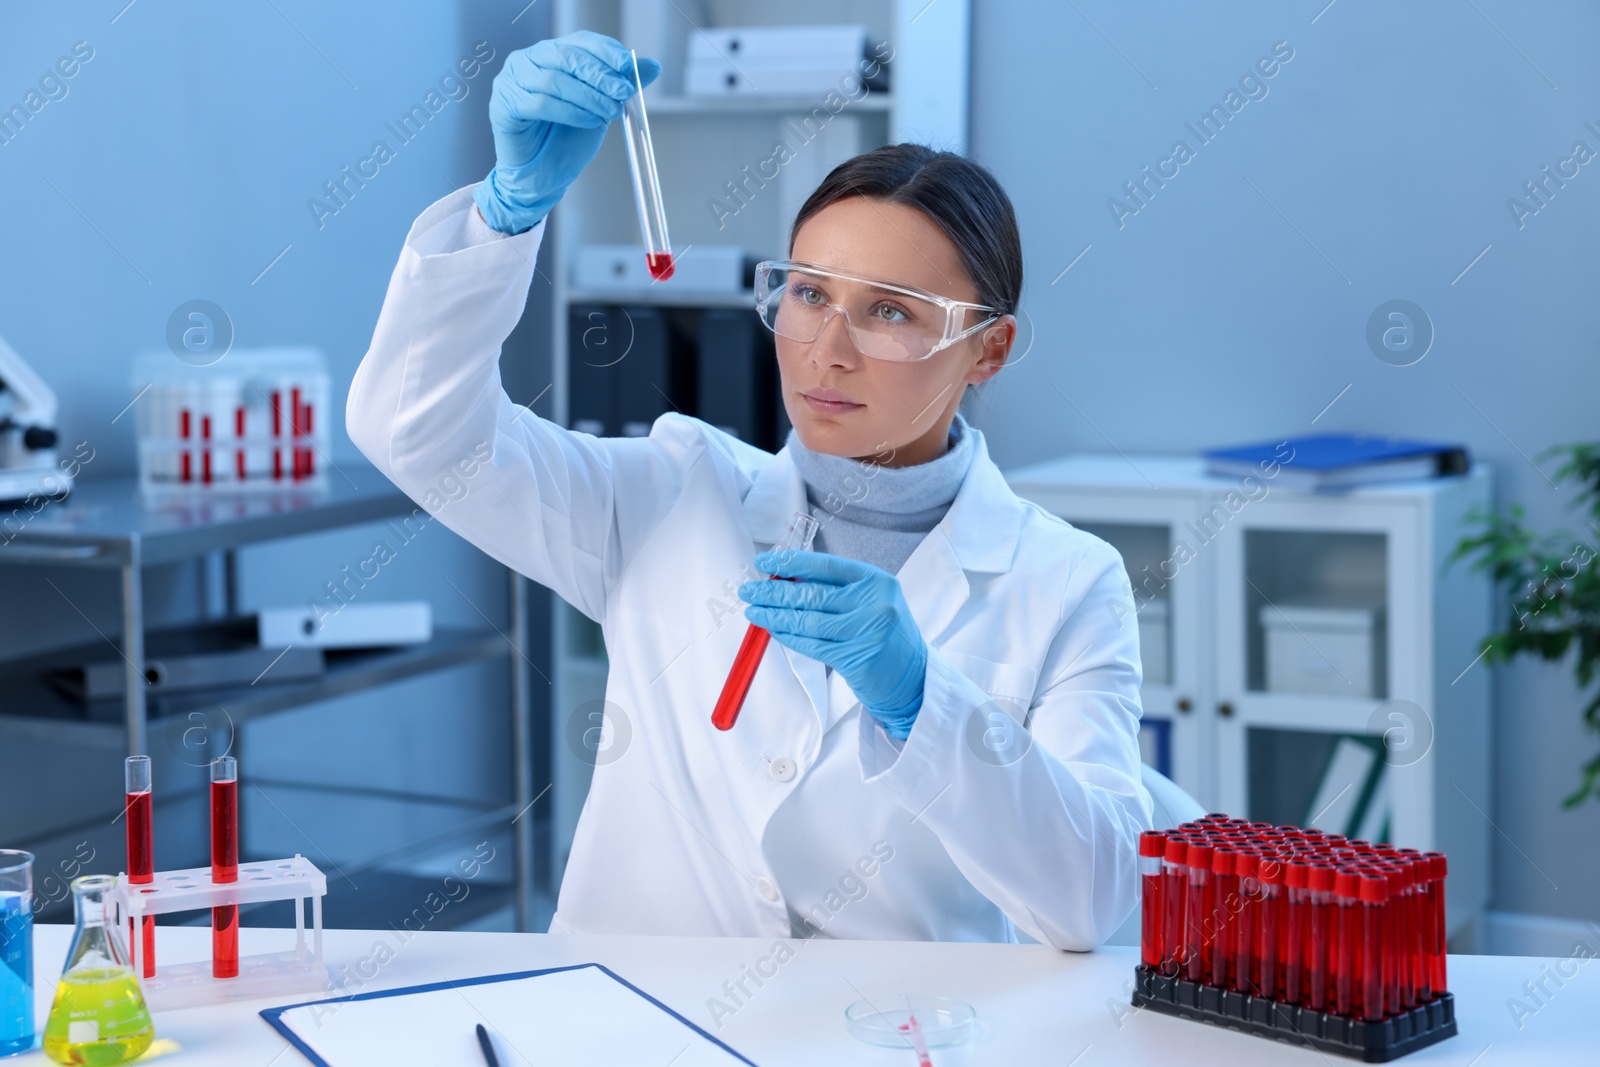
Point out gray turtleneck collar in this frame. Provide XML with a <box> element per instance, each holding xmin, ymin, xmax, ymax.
<box><xmin>785</xmin><ymin>412</ymin><xmax>978</xmax><ymax>574</ymax></box>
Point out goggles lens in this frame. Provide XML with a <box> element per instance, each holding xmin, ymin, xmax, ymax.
<box><xmin>755</xmin><ymin>262</ymin><xmax>995</xmax><ymax>362</ymax></box>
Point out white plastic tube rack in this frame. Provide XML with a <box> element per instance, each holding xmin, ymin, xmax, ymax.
<box><xmin>109</xmin><ymin>853</ymin><xmax>329</xmax><ymax>1011</ymax></box>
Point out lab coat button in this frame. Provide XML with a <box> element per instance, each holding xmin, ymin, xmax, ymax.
<box><xmin>768</xmin><ymin>757</ymin><xmax>797</xmax><ymax>782</ymax></box>
<box><xmin>756</xmin><ymin>877</ymin><xmax>779</xmax><ymax>901</ymax></box>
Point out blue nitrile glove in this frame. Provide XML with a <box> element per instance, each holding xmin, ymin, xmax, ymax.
<box><xmin>474</xmin><ymin>31</ymin><xmax>661</xmax><ymax>235</ymax></box>
<box><xmin>740</xmin><ymin>550</ymin><xmax>928</xmax><ymax>740</ymax></box>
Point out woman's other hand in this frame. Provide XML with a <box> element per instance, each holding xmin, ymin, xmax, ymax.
<box><xmin>740</xmin><ymin>551</ymin><xmax>928</xmax><ymax>740</ymax></box>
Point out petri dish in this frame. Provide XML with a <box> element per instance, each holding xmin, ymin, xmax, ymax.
<box><xmin>844</xmin><ymin>994</ymin><xmax>976</xmax><ymax>1048</ymax></box>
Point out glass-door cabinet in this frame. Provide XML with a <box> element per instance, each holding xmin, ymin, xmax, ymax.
<box><xmin>1006</xmin><ymin>454</ymin><xmax>1492</xmax><ymax>937</ymax></box>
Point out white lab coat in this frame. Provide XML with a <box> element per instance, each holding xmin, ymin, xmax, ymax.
<box><xmin>347</xmin><ymin>186</ymin><xmax>1153</xmax><ymax>950</ymax></box>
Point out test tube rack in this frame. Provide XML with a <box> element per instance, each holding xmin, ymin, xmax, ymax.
<box><xmin>1133</xmin><ymin>816</ymin><xmax>1458</xmax><ymax>1062</ymax></box>
<box><xmin>1131</xmin><ymin>968</ymin><xmax>1457</xmax><ymax>1062</ymax></box>
<box><xmin>109</xmin><ymin>854</ymin><xmax>328</xmax><ymax>1011</ymax></box>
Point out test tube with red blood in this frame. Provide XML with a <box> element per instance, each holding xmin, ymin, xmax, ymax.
<box><xmin>1139</xmin><ymin>832</ymin><xmax>1166</xmax><ymax>970</ymax></box>
<box><xmin>1333</xmin><ymin>870</ymin><xmax>1361</xmax><ymax>1016</ymax></box>
<box><xmin>1306</xmin><ymin>864</ymin><xmax>1336</xmax><ymax>1010</ymax></box>
<box><xmin>1183</xmin><ymin>840</ymin><xmax>1214</xmax><ymax>983</ymax></box>
<box><xmin>1284</xmin><ymin>857</ymin><xmax>1311</xmax><ymax>1004</ymax></box>
<box><xmin>180</xmin><ymin>408</ymin><xmax>193</xmax><ymax>483</ymax></box>
<box><xmin>1257</xmin><ymin>851</ymin><xmax>1285</xmax><ymax>999</ymax></box>
<box><xmin>201</xmin><ymin>414</ymin><xmax>213</xmax><ymax>484</ymax></box>
<box><xmin>1423</xmin><ymin>852</ymin><xmax>1449</xmax><ymax>995</ymax></box>
<box><xmin>124</xmin><ymin>756</ymin><xmax>155</xmax><ymax>977</ymax></box>
<box><xmin>1358</xmin><ymin>872</ymin><xmax>1387</xmax><ymax>1021</ymax></box>
<box><xmin>1209</xmin><ymin>847</ymin><xmax>1237</xmax><ymax>988</ymax></box>
<box><xmin>1395</xmin><ymin>849</ymin><xmax>1430</xmax><ymax>1001</ymax></box>
<box><xmin>1162</xmin><ymin>837</ymin><xmax>1188</xmax><ymax>976</ymax></box>
<box><xmin>1230</xmin><ymin>851</ymin><xmax>1257</xmax><ymax>994</ymax></box>
<box><xmin>1383</xmin><ymin>863</ymin><xmax>1412</xmax><ymax>1012</ymax></box>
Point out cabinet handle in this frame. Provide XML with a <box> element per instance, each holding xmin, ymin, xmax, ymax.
<box><xmin>1218</xmin><ymin>701</ymin><xmax>1234</xmax><ymax>718</ymax></box>
<box><xmin>1176</xmin><ymin>697</ymin><xmax>1193</xmax><ymax>713</ymax></box>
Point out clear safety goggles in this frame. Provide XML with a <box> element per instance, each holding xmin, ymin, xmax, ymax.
<box><xmin>753</xmin><ymin>260</ymin><xmax>1003</xmax><ymax>362</ymax></box>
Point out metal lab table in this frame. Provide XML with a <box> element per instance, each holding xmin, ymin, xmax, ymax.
<box><xmin>0</xmin><ymin>467</ymin><xmax>538</xmax><ymax>930</ymax></box>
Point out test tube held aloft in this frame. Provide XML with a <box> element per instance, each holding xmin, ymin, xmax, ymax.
<box><xmin>124</xmin><ymin>756</ymin><xmax>155</xmax><ymax>978</ymax></box>
<box><xmin>210</xmin><ymin>756</ymin><xmax>238</xmax><ymax>978</ymax></box>
<box><xmin>711</xmin><ymin>513</ymin><xmax>821</xmax><ymax>731</ymax></box>
<box><xmin>621</xmin><ymin>48</ymin><xmax>673</xmax><ymax>282</ymax></box>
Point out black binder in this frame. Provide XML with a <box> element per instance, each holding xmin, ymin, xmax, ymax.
<box><xmin>697</xmin><ymin>308</ymin><xmax>777</xmax><ymax>448</ymax></box>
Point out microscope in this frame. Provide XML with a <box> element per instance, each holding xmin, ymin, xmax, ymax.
<box><xmin>0</xmin><ymin>334</ymin><xmax>72</xmax><ymax>507</ymax></box>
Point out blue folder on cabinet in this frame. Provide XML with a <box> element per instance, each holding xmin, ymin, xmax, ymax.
<box><xmin>260</xmin><ymin>963</ymin><xmax>759</xmax><ymax>1066</ymax></box>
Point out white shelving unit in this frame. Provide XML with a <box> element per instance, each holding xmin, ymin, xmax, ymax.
<box><xmin>546</xmin><ymin>0</ymin><xmax>972</xmax><ymax>879</ymax></box>
<box><xmin>1005</xmin><ymin>454</ymin><xmax>1493</xmax><ymax>937</ymax></box>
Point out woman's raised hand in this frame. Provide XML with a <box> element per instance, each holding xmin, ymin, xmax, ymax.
<box><xmin>473</xmin><ymin>31</ymin><xmax>660</xmax><ymax>235</ymax></box>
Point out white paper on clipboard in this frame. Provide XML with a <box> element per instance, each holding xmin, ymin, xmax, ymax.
<box><xmin>261</xmin><ymin>963</ymin><xmax>759</xmax><ymax>1067</ymax></box>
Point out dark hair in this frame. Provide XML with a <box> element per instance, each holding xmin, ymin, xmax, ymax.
<box><xmin>789</xmin><ymin>143</ymin><xmax>1023</xmax><ymax>318</ymax></box>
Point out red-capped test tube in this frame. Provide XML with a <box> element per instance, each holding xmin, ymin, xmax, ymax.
<box><xmin>1306</xmin><ymin>864</ymin><xmax>1336</xmax><ymax>1011</ymax></box>
<box><xmin>1396</xmin><ymin>850</ymin><xmax>1430</xmax><ymax>1002</ymax></box>
<box><xmin>1358</xmin><ymin>872</ymin><xmax>1387</xmax><ymax>1021</ymax></box>
<box><xmin>1162</xmin><ymin>836</ymin><xmax>1189</xmax><ymax>977</ymax></box>
<box><xmin>1423</xmin><ymin>852</ymin><xmax>1449</xmax><ymax>995</ymax></box>
<box><xmin>211</xmin><ymin>755</ymin><xmax>239</xmax><ymax>978</ymax></box>
<box><xmin>711</xmin><ymin>513</ymin><xmax>821</xmax><ymax>731</ymax></box>
<box><xmin>1139</xmin><ymin>831</ymin><xmax>1166</xmax><ymax>970</ymax></box>
<box><xmin>125</xmin><ymin>755</ymin><xmax>155</xmax><ymax>977</ymax></box>
<box><xmin>1283</xmin><ymin>858</ymin><xmax>1311</xmax><ymax>1004</ymax></box>
<box><xmin>1184</xmin><ymin>840</ymin><xmax>1214</xmax><ymax>983</ymax></box>
<box><xmin>1209</xmin><ymin>847</ymin><xmax>1237</xmax><ymax>988</ymax></box>
<box><xmin>1257</xmin><ymin>850</ymin><xmax>1285</xmax><ymax>999</ymax></box>
<box><xmin>1333</xmin><ymin>871</ymin><xmax>1362</xmax><ymax>1017</ymax></box>
<box><xmin>1231</xmin><ymin>851</ymin><xmax>1258</xmax><ymax>994</ymax></box>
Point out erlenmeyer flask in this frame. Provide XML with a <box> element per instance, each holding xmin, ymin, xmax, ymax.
<box><xmin>42</xmin><ymin>875</ymin><xmax>154</xmax><ymax>1066</ymax></box>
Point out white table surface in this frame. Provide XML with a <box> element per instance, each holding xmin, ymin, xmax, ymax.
<box><xmin>11</xmin><ymin>924</ymin><xmax>1592</xmax><ymax>1065</ymax></box>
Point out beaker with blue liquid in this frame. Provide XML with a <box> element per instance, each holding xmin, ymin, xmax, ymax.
<box><xmin>0</xmin><ymin>850</ymin><xmax>34</xmax><ymax>1057</ymax></box>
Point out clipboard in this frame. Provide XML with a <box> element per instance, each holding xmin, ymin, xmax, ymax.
<box><xmin>260</xmin><ymin>963</ymin><xmax>760</xmax><ymax>1066</ymax></box>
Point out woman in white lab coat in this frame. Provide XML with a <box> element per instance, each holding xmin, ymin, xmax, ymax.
<box><xmin>347</xmin><ymin>31</ymin><xmax>1152</xmax><ymax>950</ymax></box>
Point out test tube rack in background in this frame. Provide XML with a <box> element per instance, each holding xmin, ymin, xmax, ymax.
<box><xmin>1132</xmin><ymin>816</ymin><xmax>1457</xmax><ymax>1062</ymax></box>
<box><xmin>109</xmin><ymin>854</ymin><xmax>328</xmax><ymax>1011</ymax></box>
<box><xmin>132</xmin><ymin>348</ymin><xmax>330</xmax><ymax>498</ymax></box>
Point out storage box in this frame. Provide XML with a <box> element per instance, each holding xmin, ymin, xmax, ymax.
<box><xmin>1261</xmin><ymin>603</ymin><xmax>1384</xmax><ymax>698</ymax></box>
<box><xmin>683</xmin><ymin>24</ymin><xmax>886</xmax><ymax>98</ymax></box>
<box><xmin>1135</xmin><ymin>598</ymin><xmax>1169</xmax><ymax>687</ymax></box>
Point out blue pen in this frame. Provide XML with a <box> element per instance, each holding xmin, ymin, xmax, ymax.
<box><xmin>475</xmin><ymin>1022</ymin><xmax>502</xmax><ymax>1067</ymax></box>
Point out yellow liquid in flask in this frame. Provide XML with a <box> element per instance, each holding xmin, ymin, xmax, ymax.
<box><xmin>41</xmin><ymin>967</ymin><xmax>154</xmax><ymax>1066</ymax></box>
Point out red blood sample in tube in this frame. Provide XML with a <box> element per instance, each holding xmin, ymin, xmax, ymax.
<box><xmin>201</xmin><ymin>415</ymin><xmax>212</xmax><ymax>484</ymax></box>
<box><xmin>711</xmin><ymin>576</ymin><xmax>798</xmax><ymax>731</ymax></box>
<box><xmin>211</xmin><ymin>757</ymin><xmax>239</xmax><ymax>978</ymax></box>
<box><xmin>1162</xmin><ymin>837</ymin><xmax>1188</xmax><ymax>976</ymax></box>
<box><xmin>125</xmin><ymin>756</ymin><xmax>155</xmax><ymax>977</ymax></box>
<box><xmin>1184</xmin><ymin>841</ymin><xmax>1214</xmax><ymax>983</ymax></box>
<box><xmin>1230</xmin><ymin>851</ymin><xmax>1257</xmax><ymax>994</ymax></box>
<box><xmin>1359</xmin><ymin>873</ymin><xmax>1388</xmax><ymax>1021</ymax></box>
<box><xmin>1306</xmin><ymin>864</ymin><xmax>1336</xmax><ymax>1010</ymax></box>
<box><xmin>1257</xmin><ymin>851</ymin><xmax>1285</xmax><ymax>999</ymax></box>
<box><xmin>646</xmin><ymin>251</ymin><xmax>675</xmax><ymax>281</ymax></box>
<box><xmin>272</xmin><ymin>390</ymin><xmax>284</xmax><ymax>481</ymax></box>
<box><xmin>1139</xmin><ymin>832</ymin><xmax>1166</xmax><ymax>969</ymax></box>
<box><xmin>1284</xmin><ymin>858</ymin><xmax>1310</xmax><ymax>1004</ymax></box>
<box><xmin>1382</xmin><ymin>863</ymin><xmax>1420</xmax><ymax>1017</ymax></box>
<box><xmin>1426</xmin><ymin>853</ymin><xmax>1449</xmax><ymax>995</ymax></box>
<box><xmin>180</xmin><ymin>408</ymin><xmax>192</xmax><ymax>483</ymax></box>
<box><xmin>1209</xmin><ymin>848</ymin><xmax>1237</xmax><ymax>988</ymax></box>
<box><xmin>1333</xmin><ymin>870</ymin><xmax>1361</xmax><ymax>1017</ymax></box>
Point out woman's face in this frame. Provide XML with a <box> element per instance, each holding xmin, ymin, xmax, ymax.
<box><xmin>777</xmin><ymin>197</ymin><xmax>1015</xmax><ymax>468</ymax></box>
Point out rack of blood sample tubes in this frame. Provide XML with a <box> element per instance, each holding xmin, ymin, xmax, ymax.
<box><xmin>1132</xmin><ymin>816</ymin><xmax>1456</xmax><ymax>1062</ymax></box>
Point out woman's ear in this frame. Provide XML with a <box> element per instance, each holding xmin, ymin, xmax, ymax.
<box><xmin>968</xmin><ymin>315</ymin><xmax>1016</xmax><ymax>384</ymax></box>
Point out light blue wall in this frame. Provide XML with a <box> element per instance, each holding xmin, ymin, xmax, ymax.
<box><xmin>0</xmin><ymin>0</ymin><xmax>553</xmax><ymax>913</ymax></box>
<box><xmin>968</xmin><ymin>0</ymin><xmax>1600</xmax><ymax>924</ymax></box>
